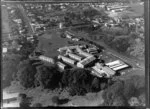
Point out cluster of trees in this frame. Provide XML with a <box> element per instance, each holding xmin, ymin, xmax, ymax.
<box><xmin>16</xmin><ymin>60</ymin><xmax>112</xmax><ymax>96</ymax></box>
<box><xmin>80</xmin><ymin>25</ymin><xmax>144</xmax><ymax>58</ymax></box>
<box><xmin>64</xmin><ymin>7</ymin><xmax>108</xmax><ymax>27</ymax></box>
<box><xmin>102</xmin><ymin>75</ymin><xmax>145</xmax><ymax>106</ymax></box>
<box><xmin>2</xmin><ymin>54</ymin><xmax>22</xmax><ymax>88</ymax></box>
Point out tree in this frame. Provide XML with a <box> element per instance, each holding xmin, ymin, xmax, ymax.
<box><xmin>123</xmin><ymin>79</ymin><xmax>136</xmax><ymax>100</ymax></box>
<box><xmin>61</xmin><ymin>68</ymin><xmax>94</xmax><ymax>96</ymax></box>
<box><xmin>102</xmin><ymin>79</ymin><xmax>124</xmax><ymax>106</ymax></box>
<box><xmin>128</xmin><ymin>39</ymin><xmax>144</xmax><ymax>58</ymax></box>
<box><xmin>52</xmin><ymin>96</ymin><xmax>59</xmax><ymax>106</ymax></box>
<box><xmin>112</xmin><ymin>96</ymin><xmax>128</xmax><ymax>106</ymax></box>
<box><xmin>18</xmin><ymin>93</ymin><xmax>30</xmax><ymax>108</ymax></box>
<box><xmin>91</xmin><ymin>77</ymin><xmax>101</xmax><ymax>91</ymax></box>
<box><xmin>138</xmin><ymin>93</ymin><xmax>145</xmax><ymax>106</ymax></box>
<box><xmin>128</xmin><ymin>97</ymin><xmax>140</xmax><ymax>106</ymax></box>
<box><xmin>17</xmin><ymin>60</ymin><xmax>37</xmax><ymax>88</ymax></box>
<box><xmin>35</xmin><ymin>65</ymin><xmax>62</xmax><ymax>89</ymax></box>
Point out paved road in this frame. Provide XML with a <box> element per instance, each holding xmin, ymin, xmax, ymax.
<box><xmin>17</xmin><ymin>4</ymin><xmax>35</xmax><ymax>34</ymax></box>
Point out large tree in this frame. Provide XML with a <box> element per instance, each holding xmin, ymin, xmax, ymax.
<box><xmin>17</xmin><ymin>60</ymin><xmax>37</xmax><ymax>88</ymax></box>
<box><xmin>35</xmin><ymin>65</ymin><xmax>62</xmax><ymax>89</ymax></box>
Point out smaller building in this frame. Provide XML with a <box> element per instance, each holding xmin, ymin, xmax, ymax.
<box><xmin>94</xmin><ymin>63</ymin><xmax>116</xmax><ymax>78</ymax></box>
<box><xmin>57</xmin><ymin>62</ymin><xmax>67</xmax><ymax>70</ymax></box>
<box><xmin>86</xmin><ymin>47</ymin><xmax>98</xmax><ymax>54</ymax></box>
<box><xmin>39</xmin><ymin>55</ymin><xmax>54</xmax><ymax>64</ymax></box>
<box><xmin>58</xmin><ymin>55</ymin><xmax>76</xmax><ymax>65</ymax></box>
<box><xmin>68</xmin><ymin>53</ymin><xmax>83</xmax><ymax>61</ymax></box>
<box><xmin>3</xmin><ymin>47</ymin><xmax>8</xmax><ymax>53</ymax></box>
<box><xmin>78</xmin><ymin>49</ymin><xmax>93</xmax><ymax>57</ymax></box>
<box><xmin>65</xmin><ymin>31</ymin><xmax>75</xmax><ymax>39</ymax></box>
<box><xmin>77</xmin><ymin>56</ymin><xmax>96</xmax><ymax>68</ymax></box>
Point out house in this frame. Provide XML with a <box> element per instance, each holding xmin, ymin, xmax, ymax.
<box><xmin>77</xmin><ymin>56</ymin><xmax>96</xmax><ymax>68</ymax></box>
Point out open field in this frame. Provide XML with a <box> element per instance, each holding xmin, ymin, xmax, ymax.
<box><xmin>122</xmin><ymin>3</ymin><xmax>144</xmax><ymax>17</ymax></box>
<box><xmin>37</xmin><ymin>30</ymin><xmax>88</xmax><ymax>58</ymax></box>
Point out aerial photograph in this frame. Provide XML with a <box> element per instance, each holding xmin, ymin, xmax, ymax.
<box><xmin>1</xmin><ymin>0</ymin><xmax>145</xmax><ymax>107</ymax></box>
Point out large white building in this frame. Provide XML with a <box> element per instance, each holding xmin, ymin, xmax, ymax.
<box><xmin>106</xmin><ymin>60</ymin><xmax>129</xmax><ymax>71</ymax></box>
<box><xmin>39</xmin><ymin>55</ymin><xmax>54</xmax><ymax>64</ymax></box>
<box><xmin>77</xmin><ymin>56</ymin><xmax>96</xmax><ymax>68</ymax></box>
<box><xmin>92</xmin><ymin>63</ymin><xmax>116</xmax><ymax>78</ymax></box>
<box><xmin>58</xmin><ymin>55</ymin><xmax>76</xmax><ymax>65</ymax></box>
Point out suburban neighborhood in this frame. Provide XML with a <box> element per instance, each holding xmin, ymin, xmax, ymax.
<box><xmin>2</xmin><ymin>0</ymin><xmax>145</xmax><ymax>107</ymax></box>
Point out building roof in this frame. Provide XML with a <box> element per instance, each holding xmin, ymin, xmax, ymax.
<box><xmin>68</xmin><ymin>53</ymin><xmax>82</xmax><ymax>61</ymax></box>
<box><xmin>96</xmin><ymin>63</ymin><xmax>115</xmax><ymax>76</ymax></box>
<box><xmin>78</xmin><ymin>56</ymin><xmax>96</xmax><ymax>66</ymax></box>
<box><xmin>57</xmin><ymin>61</ymin><xmax>66</xmax><ymax>68</ymax></box>
<box><xmin>78</xmin><ymin>50</ymin><xmax>93</xmax><ymax>57</ymax></box>
<box><xmin>58</xmin><ymin>55</ymin><xmax>75</xmax><ymax>63</ymax></box>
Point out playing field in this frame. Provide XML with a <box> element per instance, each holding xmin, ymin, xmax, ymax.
<box><xmin>37</xmin><ymin>30</ymin><xmax>88</xmax><ymax>58</ymax></box>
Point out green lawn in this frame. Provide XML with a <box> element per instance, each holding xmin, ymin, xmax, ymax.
<box><xmin>122</xmin><ymin>3</ymin><xmax>144</xmax><ymax>18</ymax></box>
<box><xmin>37</xmin><ymin>30</ymin><xmax>87</xmax><ymax>58</ymax></box>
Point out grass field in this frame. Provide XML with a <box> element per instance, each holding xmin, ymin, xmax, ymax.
<box><xmin>37</xmin><ymin>30</ymin><xmax>88</xmax><ymax>58</ymax></box>
<box><xmin>122</xmin><ymin>3</ymin><xmax>144</xmax><ymax>18</ymax></box>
